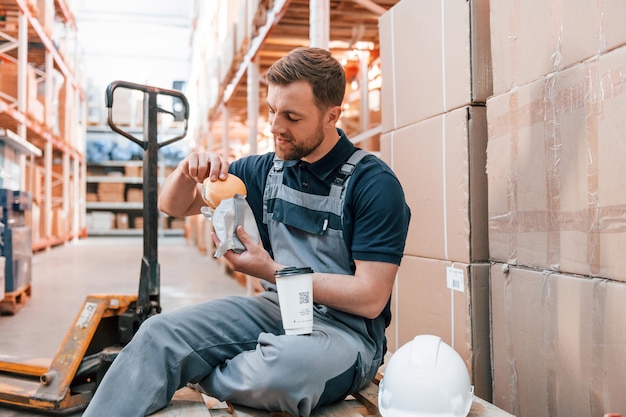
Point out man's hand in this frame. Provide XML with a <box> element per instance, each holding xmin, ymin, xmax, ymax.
<box><xmin>159</xmin><ymin>151</ymin><xmax>229</xmax><ymax>217</ymax></box>
<box><xmin>213</xmin><ymin>227</ymin><xmax>398</xmax><ymax>320</ymax></box>
<box><xmin>177</xmin><ymin>152</ymin><xmax>229</xmax><ymax>183</ymax></box>
<box><xmin>213</xmin><ymin>225</ymin><xmax>282</xmax><ymax>282</ymax></box>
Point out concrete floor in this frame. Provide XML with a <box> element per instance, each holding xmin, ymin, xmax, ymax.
<box><xmin>0</xmin><ymin>235</ymin><xmax>247</xmax><ymax>416</ymax></box>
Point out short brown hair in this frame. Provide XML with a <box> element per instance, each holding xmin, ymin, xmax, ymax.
<box><xmin>265</xmin><ymin>47</ymin><xmax>346</xmax><ymax>111</ymax></box>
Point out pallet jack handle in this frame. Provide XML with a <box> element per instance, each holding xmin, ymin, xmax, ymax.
<box><xmin>105</xmin><ymin>81</ymin><xmax>189</xmax><ymax>339</ymax></box>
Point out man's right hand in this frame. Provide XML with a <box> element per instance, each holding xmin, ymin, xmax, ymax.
<box><xmin>176</xmin><ymin>152</ymin><xmax>230</xmax><ymax>184</ymax></box>
<box><xmin>158</xmin><ymin>151</ymin><xmax>230</xmax><ymax>217</ymax></box>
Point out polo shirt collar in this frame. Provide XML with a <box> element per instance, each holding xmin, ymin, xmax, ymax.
<box><xmin>305</xmin><ymin>129</ymin><xmax>355</xmax><ymax>181</ymax></box>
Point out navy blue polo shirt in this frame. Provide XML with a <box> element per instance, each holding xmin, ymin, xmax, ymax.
<box><xmin>229</xmin><ymin>129</ymin><xmax>410</xmax><ymax>272</ymax></box>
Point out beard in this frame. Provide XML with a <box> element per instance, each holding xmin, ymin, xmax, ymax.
<box><xmin>274</xmin><ymin>120</ymin><xmax>325</xmax><ymax>161</ymax></box>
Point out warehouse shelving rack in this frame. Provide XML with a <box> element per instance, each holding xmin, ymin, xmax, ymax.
<box><xmin>0</xmin><ymin>0</ymin><xmax>86</xmax><ymax>253</ymax></box>
<box><xmin>85</xmin><ymin>159</ymin><xmax>184</xmax><ymax>237</ymax></box>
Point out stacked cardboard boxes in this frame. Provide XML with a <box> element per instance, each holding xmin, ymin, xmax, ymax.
<box><xmin>125</xmin><ymin>188</ymin><xmax>143</xmax><ymax>203</ymax></box>
<box><xmin>379</xmin><ymin>0</ymin><xmax>492</xmax><ymax>401</ymax></box>
<box><xmin>487</xmin><ymin>0</ymin><xmax>626</xmax><ymax>415</ymax></box>
<box><xmin>0</xmin><ymin>61</ymin><xmax>43</xmax><ymax>122</ymax></box>
<box><xmin>24</xmin><ymin>165</ymin><xmax>44</xmax><ymax>244</ymax></box>
<box><xmin>86</xmin><ymin>212</ymin><xmax>115</xmax><ymax>233</ymax></box>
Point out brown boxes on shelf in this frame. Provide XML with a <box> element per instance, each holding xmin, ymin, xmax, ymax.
<box><xmin>125</xmin><ymin>165</ymin><xmax>141</xmax><ymax>177</ymax></box>
<box><xmin>169</xmin><ymin>218</ymin><xmax>186</xmax><ymax>230</ymax></box>
<box><xmin>31</xmin><ymin>201</ymin><xmax>40</xmax><ymax>244</ymax></box>
<box><xmin>125</xmin><ymin>188</ymin><xmax>143</xmax><ymax>203</ymax></box>
<box><xmin>0</xmin><ymin>62</ymin><xmax>19</xmax><ymax>99</ymax></box>
<box><xmin>97</xmin><ymin>182</ymin><xmax>125</xmax><ymax>202</ymax></box>
<box><xmin>24</xmin><ymin>165</ymin><xmax>44</xmax><ymax>204</ymax></box>
<box><xmin>86</xmin><ymin>212</ymin><xmax>115</xmax><ymax>233</ymax></box>
<box><xmin>116</xmin><ymin>213</ymin><xmax>129</xmax><ymax>230</ymax></box>
<box><xmin>0</xmin><ymin>62</ymin><xmax>39</xmax><ymax>113</ymax></box>
<box><xmin>51</xmin><ymin>208</ymin><xmax>67</xmax><ymax>238</ymax></box>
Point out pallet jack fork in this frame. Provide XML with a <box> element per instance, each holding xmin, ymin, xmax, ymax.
<box><xmin>0</xmin><ymin>81</ymin><xmax>189</xmax><ymax>414</ymax></box>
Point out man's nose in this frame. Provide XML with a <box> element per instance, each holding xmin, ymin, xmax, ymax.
<box><xmin>269</xmin><ymin>116</ymin><xmax>285</xmax><ymax>135</ymax></box>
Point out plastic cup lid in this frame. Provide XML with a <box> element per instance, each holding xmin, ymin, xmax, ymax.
<box><xmin>274</xmin><ymin>266</ymin><xmax>314</xmax><ymax>277</ymax></box>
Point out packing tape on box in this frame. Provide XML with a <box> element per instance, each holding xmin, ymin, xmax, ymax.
<box><xmin>441</xmin><ymin>113</ymin><xmax>449</xmax><ymax>261</ymax></box>
<box><xmin>487</xmin><ymin>56</ymin><xmax>626</xmax><ymax>277</ymax></box>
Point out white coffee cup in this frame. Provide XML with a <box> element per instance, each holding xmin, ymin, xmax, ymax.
<box><xmin>274</xmin><ymin>267</ymin><xmax>314</xmax><ymax>335</ymax></box>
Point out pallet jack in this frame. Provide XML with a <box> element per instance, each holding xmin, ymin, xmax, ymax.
<box><xmin>0</xmin><ymin>81</ymin><xmax>189</xmax><ymax>414</ymax></box>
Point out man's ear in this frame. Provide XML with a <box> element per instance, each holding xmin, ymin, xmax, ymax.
<box><xmin>326</xmin><ymin>105</ymin><xmax>343</xmax><ymax>126</ymax></box>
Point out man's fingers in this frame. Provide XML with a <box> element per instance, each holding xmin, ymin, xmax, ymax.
<box><xmin>210</xmin><ymin>231</ymin><xmax>221</xmax><ymax>246</ymax></box>
<box><xmin>208</xmin><ymin>154</ymin><xmax>229</xmax><ymax>181</ymax></box>
<box><xmin>235</xmin><ymin>225</ymin><xmax>250</xmax><ymax>244</ymax></box>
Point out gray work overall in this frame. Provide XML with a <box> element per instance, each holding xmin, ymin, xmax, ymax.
<box><xmin>82</xmin><ymin>151</ymin><xmax>382</xmax><ymax>417</ymax></box>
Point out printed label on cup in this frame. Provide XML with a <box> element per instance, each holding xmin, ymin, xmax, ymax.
<box><xmin>274</xmin><ymin>267</ymin><xmax>314</xmax><ymax>335</ymax></box>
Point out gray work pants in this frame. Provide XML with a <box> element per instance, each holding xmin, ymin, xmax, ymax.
<box><xmin>82</xmin><ymin>291</ymin><xmax>379</xmax><ymax>417</ymax></box>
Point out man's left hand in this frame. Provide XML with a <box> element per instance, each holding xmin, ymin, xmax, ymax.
<box><xmin>212</xmin><ymin>226</ymin><xmax>282</xmax><ymax>282</ymax></box>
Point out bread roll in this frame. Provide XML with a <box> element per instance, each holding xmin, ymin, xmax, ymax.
<box><xmin>201</xmin><ymin>174</ymin><xmax>247</xmax><ymax>208</ymax></box>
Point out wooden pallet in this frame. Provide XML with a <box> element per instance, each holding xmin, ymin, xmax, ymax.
<box><xmin>151</xmin><ymin>381</ymin><xmax>514</xmax><ymax>417</ymax></box>
<box><xmin>0</xmin><ymin>284</ymin><xmax>31</xmax><ymax>315</ymax></box>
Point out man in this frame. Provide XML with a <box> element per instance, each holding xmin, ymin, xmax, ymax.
<box><xmin>83</xmin><ymin>47</ymin><xmax>410</xmax><ymax>417</ymax></box>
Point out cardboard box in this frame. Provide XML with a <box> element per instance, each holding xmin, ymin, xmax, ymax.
<box><xmin>28</xmin><ymin>97</ymin><xmax>45</xmax><ymax>124</ymax></box>
<box><xmin>490</xmin><ymin>263</ymin><xmax>626</xmax><ymax>416</ymax></box>
<box><xmin>381</xmin><ymin>106</ymin><xmax>488</xmax><ymax>263</ymax></box>
<box><xmin>31</xmin><ymin>201</ymin><xmax>40</xmax><ymax>245</ymax></box>
<box><xmin>125</xmin><ymin>188</ymin><xmax>143</xmax><ymax>203</ymax></box>
<box><xmin>97</xmin><ymin>182</ymin><xmax>125</xmax><ymax>202</ymax></box>
<box><xmin>0</xmin><ymin>62</ymin><xmax>38</xmax><ymax>106</ymax></box>
<box><xmin>51</xmin><ymin>208</ymin><xmax>67</xmax><ymax>238</ymax></box>
<box><xmin>487</xmin><ymin>45</ymin><xmax>626</xmax><ymax>281</ymax></box>
<box><xmin>116</xmin><ymin>213</ymin><xmax>129</xmax><ymax>230</ymax></box>
<box><xmin>389</xmin><ymin>255</ymin><xmax>491</xmax><ymax>400</ymax></box>
<box><xmin>490</xmin><ymin>0</ymin><xmax>626</xmax><ymax>96</ymax></box>
<box><xmin>124</xmin><ymin>164</ymin><xmax>142</xmax><ymax>178</ymax></box>
<box><xmin>379</xmin><ymin>0</ymin><xmax>492</xmax><ymax>133</ymax></box>
<box><xmin>169</xmin><ymin>217</ymin><xmax>186</xmax><ymax>230</ymax></box>
<box><xmin>86</xmin><ymin>212</ymin><xmax>115</xmax><ymax>233</ymax></box>
<box><xmin>24</xmin><ymin>164</ymin><xmax>44</xmax><ymax>204</ymax></box>
<box><xmin>0</xmin><ymin>62</ymin><xmax>18</xmax><ymax>99</ymax></box>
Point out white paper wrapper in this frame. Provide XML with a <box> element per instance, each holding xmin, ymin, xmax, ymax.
<box><xmin>201</xmin><ymin>194</ymin><xmax>260</xmax><ymax>258</ymax></box>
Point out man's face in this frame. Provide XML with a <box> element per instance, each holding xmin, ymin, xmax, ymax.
<box><xmin>267</xmin><ymin>80</ymin><xmax>326</xmax><ymax>162</ymax></box>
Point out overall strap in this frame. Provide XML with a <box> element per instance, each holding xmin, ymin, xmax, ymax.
<box><xmin>329</xmin><ymin>149</ymin><xmax>370</xmax><ymax>198</ymax></box>
<box><xmin>265</xmin><ymin>157</ymin><xmax>285</xmax><ymax>187</ymax></box>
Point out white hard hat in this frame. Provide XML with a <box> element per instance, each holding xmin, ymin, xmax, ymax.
<box><xmin>378</xmin><ymin>334</ymin><xmax>474</xmax><ymax>417</ymax></box>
